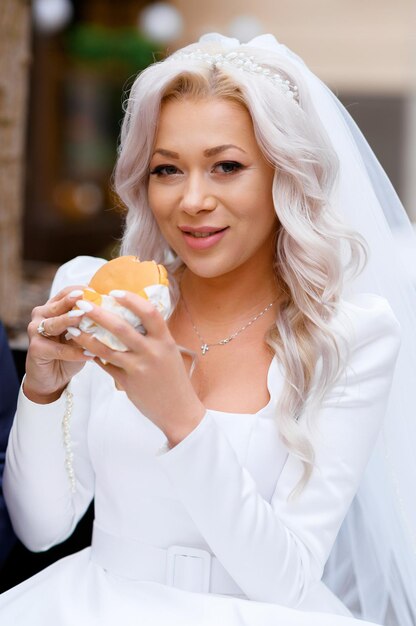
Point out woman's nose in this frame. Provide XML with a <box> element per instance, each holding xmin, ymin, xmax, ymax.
<box><xmin>179</xmin><ymin>174</ymin><xmax>217</xmax><ymax>214</ymax></box>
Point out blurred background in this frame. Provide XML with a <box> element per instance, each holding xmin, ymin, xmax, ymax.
<box><xmin>0</xmin><ymin>0</ymin><xmax>415</xmax><ymax>593</ymax></box>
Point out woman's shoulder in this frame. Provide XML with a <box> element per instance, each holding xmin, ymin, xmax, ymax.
<box><xmin>50</xmin><ymin>256</ymin><xmax>107</xmax><ymax>297</ymax></box>
<box><xmin>330</xmin><ymin>293</ymin><xmax>401</xmax><ymax>370</ymax></box>
<box><xmin>333</xmin><ymin>292</ymin><xmax>401</xmax><ymax>341</ymax></box>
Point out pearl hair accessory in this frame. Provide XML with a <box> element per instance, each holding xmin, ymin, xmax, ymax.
<box><xmin>171</xmin><ymin>49</ymin><xmax>299</xmax><ymax>103</ymax></box>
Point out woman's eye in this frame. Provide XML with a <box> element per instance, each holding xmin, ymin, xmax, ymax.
<box><xmin>214</xmin><ymin>161</ymin><xmax>244</xmax><ymax>174</ymax></box>
<box><xmin>149</xmin><ymin>165</ymin><xmax>179</xmax><ymax>177</ymax></box>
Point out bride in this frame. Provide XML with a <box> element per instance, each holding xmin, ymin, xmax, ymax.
<box><xmin>1</xmin><ymin>33</ymin><xmax>415</xmax><ymax>626</ymax></box>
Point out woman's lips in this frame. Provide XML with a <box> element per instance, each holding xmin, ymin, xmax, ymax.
<box><xmin>180</xmin><ymin>226</ymin><xmax>229</xmax><ymax>250</ymax></box>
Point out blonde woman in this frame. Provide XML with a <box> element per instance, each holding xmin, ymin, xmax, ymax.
<box><xmin>1</xmin><ymin>34</ymin><xmax>415</xmax><ymax>626</ymax></box>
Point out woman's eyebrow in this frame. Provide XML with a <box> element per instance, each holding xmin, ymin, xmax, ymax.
<box><xmin>152</xmin><ymin>148</ymin><xmax>179</xmax><ymax>158</ymax></box>
<box><xmin>152</xmin><ymin>144</ymin><xmax>247</xmax><ymax>159</ymax></box>
<box><xmin>204</xmin><ymin>144</ymin><xmax>246</xmax><ymax>157</ymax></box>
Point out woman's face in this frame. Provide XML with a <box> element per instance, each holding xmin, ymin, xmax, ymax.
<box><xmin>148</xmin><ymin>97</ymin><xmax>278</xmax><ymax>280</ymax></box>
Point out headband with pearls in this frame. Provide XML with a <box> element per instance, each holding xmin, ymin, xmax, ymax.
<box><xmin>171</xmin><ymin>49</ymin><xmax>299</xmax><ymax>104</ymax></box>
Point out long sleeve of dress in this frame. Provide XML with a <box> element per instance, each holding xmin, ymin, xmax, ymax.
<box><xmin>3</xmin><ymin>371</ymin><xmax>94</xmax><ymax>551</ymax></box>
<box><xmin>3</xmin><ymin>256</ymin><xmax>106</xmax><ymax>551</ymax></box>
<box><xmin>156</xmin><ymin>295</ymin><xmax>401</xmax><ymax>607</ymax></box>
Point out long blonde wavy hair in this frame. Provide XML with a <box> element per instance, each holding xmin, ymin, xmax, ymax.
<box><xmin>114</xmin><ymin>41</ymin><xmax>366</xmax><ymax>493</ymax></box>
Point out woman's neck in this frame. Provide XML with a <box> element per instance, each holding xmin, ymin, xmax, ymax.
<box><xmin>178</xmin><ymin>261</ymin><xmax>281</xmax><ymax>328</ymax></box>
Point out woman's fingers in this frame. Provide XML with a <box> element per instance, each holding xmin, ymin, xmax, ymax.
<box><xmin>35</xmin><ymin>292</ymin><xmax>172</xmax><ymax>374</ymax></box>
<box><xmin>74</xmin><ymin>298</ymin><xmax>155</xmax><ymax>352</ymax></box>
<box><xmin>35</xmin><ymin>286</ymin><xmax>86</xmax><ymax>321</ymax></box>
<box><xmin>48</xmin><ymin>285</ymin><xmax>86</xmax><ymax>305</ymax></box>
<box><xmin>28</xmin><ymin>286</ymin><xmax>88</xmax><ymax>342</ymax></box>
<box><xmin>29</xmin><ymin>308</ymin><xmax>86</xmax><ymax>340</ymax></box>
<box><xmin>66</xmin><ymin>295</ymin><xmax>169</xmax><ymax>368</ymax></box>
<box><xmin>69</xmin><ymin>330</ymin><xmax>129</xmax><ymax>369</ymax></box>
<box><xmin>31</xmin><ymin>332</ymin><xmax>92</xmax><ymax>363</ymax></box>
<box><xmin>109</xmin><ymin>291</ymin><xmax>167</xmax><ymax>337</ymax></box>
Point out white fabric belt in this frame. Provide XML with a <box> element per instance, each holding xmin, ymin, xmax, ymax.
<box><xmin>90</xmin><ymin>522</ymin><xmax>244</xmax><ymax>596</ymax></box>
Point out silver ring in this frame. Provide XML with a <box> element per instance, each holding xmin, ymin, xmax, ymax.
<box><xmin>37</xmin><ymin>319</ymin><xmax>53</xmax><ymax>338</ymax></box>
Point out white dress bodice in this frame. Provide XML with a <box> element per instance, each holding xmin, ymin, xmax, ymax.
<box><xmin>0</xmin><ymin>256</ymin><xmax>401</xmax><ymax>626</ymax></box>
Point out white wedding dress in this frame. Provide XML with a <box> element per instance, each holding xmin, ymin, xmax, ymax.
<box><xmin>0</xmin><ymin>257</ymin><xmax>401</xmax><ymax>626</ymax></box>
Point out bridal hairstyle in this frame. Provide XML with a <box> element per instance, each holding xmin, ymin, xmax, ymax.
<box><xmin>115</xmin><ymin>40</ymin><xmax>366</xmax><ymax>493</ymax></box>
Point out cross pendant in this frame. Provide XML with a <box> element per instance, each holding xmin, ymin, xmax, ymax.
<box><xmin>201</xmin><ymin>343</ymin><xmax>209</xmax><ymax>355</ymax></box>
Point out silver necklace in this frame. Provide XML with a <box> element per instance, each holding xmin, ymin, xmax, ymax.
<box><xmin>181</xmin><ymin>295</ymin><xmax>278</xmax><ymax>355</ymax></box>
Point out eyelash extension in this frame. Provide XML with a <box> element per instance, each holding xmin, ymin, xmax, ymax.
<box><xmin>149</xmin><ymin>161</ymin><xmax>245</xmax><ymax>176</ymax></box>
<box><xmin>149</xmin><ymin>165</ymin><xmax>177</xmax><ymax>176</ymax></box>
<box><xmin>215</xmin><ymin>161</ymin><xmax>244</xmax><ymax>173</ymax></box>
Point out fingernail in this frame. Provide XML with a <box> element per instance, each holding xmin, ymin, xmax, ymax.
<box><xmin>68</xmin><ymin>309</ymin><xmax>85</xmax><ymax>318</ymax></box>
<box><xmin>83</xmin><ymin>350</ymin><xmax>96</xmax><ymax>357</ymax></box>
<box><xmin>68</xmin><ymin>289</ymin><xmax>84</xmax><ymax>298</ymax></box>
<box><xmin>109</xmin><ymin>290</ymin><xmax>126</xmax><ymax>298</ymax></box>
<box><xmin>66</xmin><ymin>326</ymin><xmax>81</xmax><ymax>337</ymax></box>
<box><xmin>76</xmin><ymin>300</ymin><xmax>93</xmax><ymax>312</ymax></box>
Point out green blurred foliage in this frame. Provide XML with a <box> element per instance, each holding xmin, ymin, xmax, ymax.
<box><xmin>66</xmin><ymin>24</ymin><xmax>160</xmax><ymax>70</ymax></box>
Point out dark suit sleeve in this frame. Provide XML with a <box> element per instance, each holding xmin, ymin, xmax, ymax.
<box><xmin>0</xmin><ymin>322</ymin><xmax>18</xmax><ymax>566</ymax></box>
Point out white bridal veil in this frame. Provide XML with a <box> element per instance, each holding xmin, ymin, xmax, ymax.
<box><xmin>197</xmin><ymin>33</ymin><xmax>416</xmax><ymax>626</ymax></box>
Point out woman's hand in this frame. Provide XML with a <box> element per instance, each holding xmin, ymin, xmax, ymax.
<box><xmin>24</xmin><ymin>286</ymin><xmax>93</xmax><ymax>404</ymax></box>
<box><xmin>70</xmin><ymin>292</ymin><xmax>206</xmax><ymax>447</ymax></box>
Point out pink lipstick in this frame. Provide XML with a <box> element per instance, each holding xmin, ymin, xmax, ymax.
<box><xmin>179</xmin><ymin>225</ymin><xmax>229</xmax><ymax>250</ymax></box>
